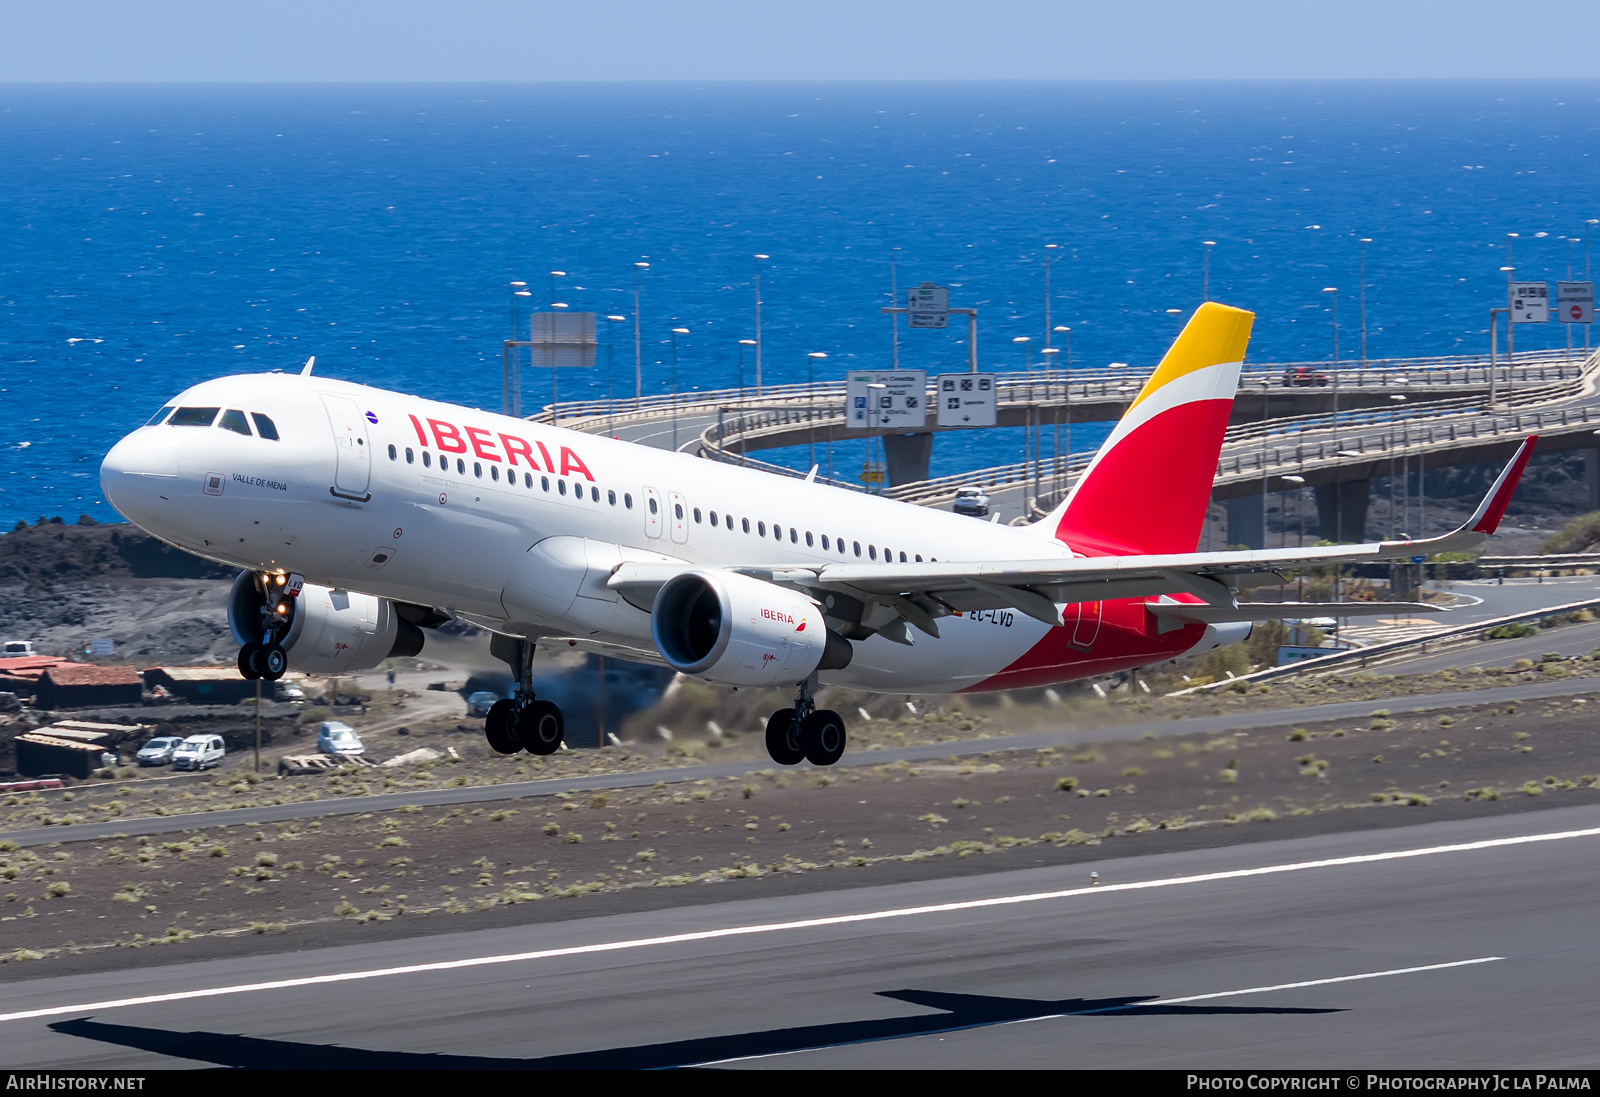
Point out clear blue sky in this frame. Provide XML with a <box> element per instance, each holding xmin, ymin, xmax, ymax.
<box><xmin>4</xmin><ymin>0</ymin><xmax>1599</xmax><ymax>81</ymax></box>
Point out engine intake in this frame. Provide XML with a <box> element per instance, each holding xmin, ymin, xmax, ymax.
<box><xmin>228</xmin><ymin>572</ymin><xmax>423</xmax><ymax>676</ymax></box>
<box><xmin>651</xmin><ymin>570</ymin><xmax>851</xmax><ymax>687</ymax></box>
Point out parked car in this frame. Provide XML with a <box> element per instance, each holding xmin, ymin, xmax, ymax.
<box><xmin>466</xmin><ymin>691</ymin><xmax>501</xmax><ymax>717</ymax></box>
<box><xmin>316</xmin><ymin>721</ymin><xmax>365</xmax><ymax>757</ymax></box>
<box><xmin>274</xmin><ymin>680</ymin><xmax>306</xmax><ymax>704</ymax></box>
<box><xmin>171</xmin><ymin>734</ymin><xmax>225</xmax><ymax>771</ymax></box>
<box><xmin>1281</xmin><ymin>366</ymin><xmax>1329</xmax><ymax>387</ymax></box>
<box><xmin>135</xmin><ymin>736</ymin><xmax>185</xmax><ymax>767</ymax></box>
<box><xmin>2</xmin><ymin>640</ymin><xmax>35</xmax><ymax>656</ymax></box>
<box><xmin>952</xmin><ymin>486</ymin><xmax>990</xmax><ymax>518</ymax></box>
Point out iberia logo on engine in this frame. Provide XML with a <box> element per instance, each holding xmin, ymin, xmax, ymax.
<box><xmin>760</xmin><ymin>608</ymin><xmax>794</xmax><ymax>625</ymax></box>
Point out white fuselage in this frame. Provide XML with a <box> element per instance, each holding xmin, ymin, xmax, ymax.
<box><xmin>101</xmin><ymin>372</ymin><xmax>1217</xmax><ymax>693</ymax></box>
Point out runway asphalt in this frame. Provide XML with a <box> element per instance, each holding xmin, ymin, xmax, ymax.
<box><xmin>8</xmin><ymin>676</ymin><xmax>1600</xmax><ymax>849</ymax></box>
<box><xmin>5</xmin><ymin>803</ymin><xmax>1598</xmax><ymax>1069</ymax></box>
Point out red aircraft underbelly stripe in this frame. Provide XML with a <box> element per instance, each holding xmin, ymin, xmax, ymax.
<box><xmin>962</xmin><ymin>598</ymin><xmax>1208</xmax><ymax>692</ymax></box>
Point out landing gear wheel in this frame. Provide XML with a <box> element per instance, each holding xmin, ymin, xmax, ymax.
<box><xmin>800</xmin><ymin>709</ymin><xmax>847</xmax><ymax>767</ymax></box>
<box><xmin>260</xmin><ymin>644</ymin><xmax>288</xmax><ymax>681</ymax></box>
<box><xmin>484</xmin><ymin>699</ymin><xmax>519</xmax><ymax>755</ymax></box>
<box><xmin>521</xmin><ymin>699</ymin><xmax>564</xmax><ymax>756</ymax></box>
<box><xmin>765</xmin><ymin>709</ymin><xmax>805</xmax><ymax>766</ymax></box>
<box><xmin>238</xmin><ymin>642</ymin><xmax>262</xmax><ymax>681</ymax></box>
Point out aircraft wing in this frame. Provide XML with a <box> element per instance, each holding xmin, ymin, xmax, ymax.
<box><xmin>609</xmin><ymin>436</ymin><xmax>1535</xmax><ymax>639</ymax></box>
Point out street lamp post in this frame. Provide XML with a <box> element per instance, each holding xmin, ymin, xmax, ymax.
<box><xmin>738</xmin><ymin>338</ymin><xmax>756</xmax><ymax>391</ymax></box>
<box><xmin>1502</xmin><ymin>264</ymin><xmax>1516</xmax><ymax>401</ymax></box>
<box><xmin>507</xmin><ymin>283</ymin><xmax>532</xmax><ymax>415</ymax></box>
<box><xmin>890</xmin><ymin>246</ymin><xmax>901</xmax><ymax>371</ymax></box>
<box><xmin>1013</xmin><ymin>336</ymin><xmax>1033</xmax><ymax>497</ymax></box>
<box><xmin>1359</xmin><ymin>238</ymin><xmax>1371</xmax><ymax>365</ymax></box>
<box><xmin>807</xmin><ymin>352</ymin><xmax>827</xmax><ymax>472</ymax></box>
<box><xmin>670</xmin><ymin>327</ymin><xmax>689</xmax><ymax>451</ymax></box>
<box><xmin>1202</xmin><ymin>240</ymin><xmax>1215</xmax><ymax>302</ymax></box>
<box><xmin>1054</xmin><ymin>325</ymin><xmax>1071</xmax><ymax>500</ymax></box>
<box><xmin>1043</xmin><ymin>244</ymin><xmax>1059</xmax><ymax>351</ymax></box>
<box><xmin>1260</xmin><ymin>376</ymin><xmax>1271</xmax><ymax>550</ymax></box>
<box><xmin>1587</xmin><ymin>220</ymin><xmax>1598</xmax><ymax>353</ymax></box>
<box><xmin>632</xmin><ymin>262</ymin><xmax>649</xmax><ymax>406</ymax></box>
<box><xmin>754</xmin><ymin>255</ymin><xmax>769</xmax><ymax>394</ymax></box>
<box><xmin>1322</xmin><ymin>287</ymin><xmax>1340</xmax><ymax>442</ymax></box>
<box><xmin>549</xmin><ymin>299</ymin><xmax>569</xmax><ymax>414</ymax></box>
<box><xmin>1488</xmin><ymin>306</ymin><xmax>1508</xmax><ymax>407</ymax></box>
<box><xmin>604</xmin><ymin>315</ymin><xmax>625</xmax><ymax>436</ymax></box>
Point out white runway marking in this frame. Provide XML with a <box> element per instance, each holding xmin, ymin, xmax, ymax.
<box><xmin>693</xmin><ymin>957</ymin><xmax>1507</xmax><ymax>1064</ymax></box>
<box><xmin>1095</xmin><ymin>956</ymin><xmax>1506</xmax><ymax>1010</ymax></box>
<box><xmin>1</xmin><ymin>827</ymin><xmax>1592</xmax><ymax>1025</ymax></box>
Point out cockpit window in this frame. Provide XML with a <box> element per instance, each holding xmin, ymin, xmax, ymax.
<box><xmin>218</xmin><ymin>409</ymin><xmax>252</xmax><ymax>436</ymax></box>
<box><xmin>250</xmin><ymin>413</ymin><xmax>280</xmax><ymax>441</ymax></box>
<box><xmin>146</xmin><ymin>406</ymin><xmax>174</xmax><ymax>427</ymax></box>
<box><xmin>168</xmin><ymin>407</ymin><xmax>220</xmax><ymax>427</ymax></box>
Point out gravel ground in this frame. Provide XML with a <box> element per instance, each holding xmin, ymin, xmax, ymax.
<box><xmin>3</xmin><ymin>687</ymin><xmax>1597</xmax><ymax>978</ymax></box>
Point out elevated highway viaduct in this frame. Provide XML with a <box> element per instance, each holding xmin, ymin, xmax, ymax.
<box><xmin>538</xmin><ymin>350</ymin><xmax>1600</xmax><ymax>546</ymax></box>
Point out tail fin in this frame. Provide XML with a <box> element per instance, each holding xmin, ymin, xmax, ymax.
<box><xmin>1048</xmin><ymin>302</ymin><xmax>1254</xmax><ymax>556</ymax></box>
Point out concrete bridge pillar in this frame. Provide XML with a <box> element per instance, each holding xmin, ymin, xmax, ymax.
<box><xmin>1224</xmin><ymin>494</ymin><xmax>1265</xmax><ymax>550</ymax></box>
<box><xmin>1586</xmin><ymin>448</ymin><xmax>1600</xmax><ymax>512</ymax></box>
<box><xmin>883</xmin><ymin>433</ymin><xmax>933</xmax><ymax>488</ymax></box>
<box><xmin>1315</xmin><ymin>479</ymin><xmax>1371</xmax><ymax>543</ymax></box>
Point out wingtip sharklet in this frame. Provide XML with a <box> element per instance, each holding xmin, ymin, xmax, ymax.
<box><xmin>1467</xmin><ymin>434</ymin><xmax>1537</xmax><ymax>536</ymax></box>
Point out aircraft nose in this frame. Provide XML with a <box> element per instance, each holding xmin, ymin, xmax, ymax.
<box><xmin>101</xmin><ymin>429</ymin><xmax>178</xmax><ymax>524</ymax></box>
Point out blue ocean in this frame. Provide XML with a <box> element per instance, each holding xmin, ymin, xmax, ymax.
<box><xmin>3</xmin><ymin>81</ymin><xmax>1598</xmax><ymax>528</ymax></box>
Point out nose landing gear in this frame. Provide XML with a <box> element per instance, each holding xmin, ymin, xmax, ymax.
<box><xmin>237</xmin><ymin>573</ymin><xmax>292</xmax><ymax>682</ymax></box>
<box><xmin>484</xmin><ymin>637</ymin><xmax>565</xmax><ymax>757</ymax></box>
<box><xmin>764</xmin><ymin>674</ymin><xmax>846</xmax><ymax>767</ymax></box>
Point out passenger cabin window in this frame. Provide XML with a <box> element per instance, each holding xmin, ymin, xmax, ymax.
<box><xmin>456</xmin><ymin>459</ymin><xmax>465</xmax><ymax>474</ymax></box>
<box><xmin>250</xmin><ymin>413</ymin><xmax>279</xmax><ymax>440</ymax></box>
<box><xmin>422</xmin><ymin>451</ymin><xmax>432</xmax><ymax>468</ymax></box>
<box><xmin>742</xmin><ymin>518</ymin><xmax>750</xmax><ymax>533</ymax></box>
<box><xmin>405</xmin><ymin>448</ymin><xmax>414</xmax><ymax>464</ymax></box>
<box><xmin>590</xmin><ymin>486</ymin><xmax>599</xmax><ymax>502</ymax></box>
<box><xmin>853</xmin><ymin>541</ymin><xmax>862</xmax><ymax>557</ymax></box>
<box><xmin>474</xmin><ymin>462</ymin><xmax>483</xmax><ymax>478</ymax></box>
<box><xmin>625</xmin><ymin>493</ymin><xmax>633</xmax><ymax>509</ymax></box>
<box><xmin>648</xmin><ymin>497</ymin><xmax>657</xmax><ymax>514</ymax></box>
<box><xmin>490</xmin><ymin>465</ymin><xmax>499</xmax><ymax>482</ymax></box>
<box><xmin>693</xmin><ymin>508</ymin><xmax>702</xmax><ymax>524</ymax></box>
<box><xmin>869</xmin><ymin>545</ymin><xmax>877</xmax><ymax>560</ymax></box>
<box><xmin>559</xmin><ymin>480</ymin><xmax>567</xmax><ymax>496</ymax></box>
<box><xmin>608</xmin><ymin>490</ymin><xmax>617</xmax><ymax>506</ymax></box>
<box><xmin>169</xmin><ymin>407</ymin><xmax>219</xmax><ymax>427</ymax></box>
<box><xmin>709</xmin><ymin>511</ymin><xmax>718</xmax><ymax>526</ymax></box>
<box><xmin>542</xmin><ymin>476</ymin><xmax>550</xmax><ymax>491</ymax></box>
<box><xmin>527</xmin><ymin>473</ymin><xmax>534</xmax><ymax>488</ymax></box>
<box><xmin>789</xmin><ymin>528</ymin><xmax>798</xmax><ymax>543</ymax></box>
<box><xmin>821</xmin><ymin>535</ymin><xmax>829</xmax><ymax>550</ymax></box>
<box><xmin>146</xmin><ymin>406</ymin><xmax>174</xmax><ymax>426</ymax></box>
<box><xmin>388</xmin><ymin>444</ymin><xmax>398</xmax><ymax>461</ymax></box>
<box><xmin>218</xmin><ymin>409</ymin><xmax>252</xmax><ymax>437</ymax></box>
<box><xmin>805</xmin><ymin>531</ymin><xmax>814</xmax><ymax>547</ymax></box>
<box><xmin>757</xmin><ymin>522</ymin><xmax>766</xmax><ymax>537</ymax></box>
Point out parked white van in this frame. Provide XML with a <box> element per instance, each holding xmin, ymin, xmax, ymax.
<box><xmin>171</xmin><ymin>734</ymin><xmax>225</xmax><ymax>771</ymax></box>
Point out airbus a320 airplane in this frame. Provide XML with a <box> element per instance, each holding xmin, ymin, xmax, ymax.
<box><xmin>101</xmin><ymin>303</ymin><xmax>1534</xmax><ymax>767</ymax></box>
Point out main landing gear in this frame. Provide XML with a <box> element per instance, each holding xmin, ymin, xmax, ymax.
<box><xmin>765</xmin><ymin>674</ymin><xmax>846</xmax><ymax>768</ymax></box>
<box><xmin>484</xmin><ymin>637</ymin><xmax>565</xmax><ymax>757</ymax></box>
<box><xmin>238</xmin><ymin>572</ymin><xmax>290</xmax><ymax>682</ymax></box>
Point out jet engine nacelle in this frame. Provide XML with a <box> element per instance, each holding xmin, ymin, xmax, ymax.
<box><xmin>227</xmin><ymin>572</ymin><xmax>423</xmax><ymax>676</ymax></box>
<box><xmin>651</xmin><ymin>570</ymin><xmax>852</xmax><ymax>687</ymax></box>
